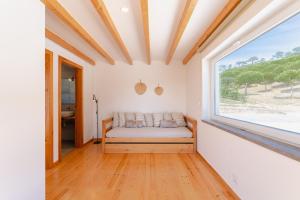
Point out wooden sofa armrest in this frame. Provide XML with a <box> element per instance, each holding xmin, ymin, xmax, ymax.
<box><xmin>102</xmin><ymin>117</ymin><xmax>113</xmax><ymax>138</ymax></box>
<box><xmin>184</xmin><ymin>115</ymin><xmax>197</xmax><ymax>138</ymax></box>
<box><xmin>102</xmin><ymin>117</ymin><xmax>113</xmax><ymax>153</ymax></box>
<box><xmin>184</xmin><ymin>115</ymin><xmax>197</xmax><ymax>152</ymax></box>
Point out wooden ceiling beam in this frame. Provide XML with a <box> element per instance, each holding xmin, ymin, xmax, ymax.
<box><xmin>166</xmin><ymin>0</ymin><xmax>198</xmax><ymax>65</ymax></box>
<box><xmin>44</xmin><ymin>0</ymin><xmax>115</xmax><ymax>64</ymax></box>
<box><xmin>183</xmin><ymin>0</ymin><xmax>241</xmax><ymax>64</ymax></box>
<box><xmin>45</xmin><ymin>28</ymin><xmax>95</xmax><ymax>66</ymax></box>
<box><xmin>140</xmin><ymin>0</ymin><xmax>151</xmax><ymax>65</ymax></box>
<box><xmin>91</xmin><ymin>0</ymin><xmax>133</xmax><ymax>65</ymax></box>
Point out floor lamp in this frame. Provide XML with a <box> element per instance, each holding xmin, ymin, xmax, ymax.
<box><xmin>93</xmin><ymin>94</ymin><xmax>101</xmax><ymax>144</ymax></box>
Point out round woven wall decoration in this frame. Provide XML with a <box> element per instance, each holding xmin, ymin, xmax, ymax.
<box><xmin>155</xmin><ymin>84</ymin><xmax>164</xmax><ymax>96</ymax></box>
<box><xmin>135</xmin><ymin>80</ymin><xmax>147</xmax><ymax>95</ymax></box>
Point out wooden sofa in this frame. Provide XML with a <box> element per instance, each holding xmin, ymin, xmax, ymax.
<box><xmin>102</xmin><ymin>115</ymin><xmax>197</xmax><ymax>153</ymax></box>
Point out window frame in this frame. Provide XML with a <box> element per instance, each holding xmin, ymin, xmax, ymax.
<box><xmin>209</xmin><ymin>3</ymin><xmax>300</xmax><ymax>148</ymax></box>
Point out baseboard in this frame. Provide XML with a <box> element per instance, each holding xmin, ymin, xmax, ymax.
<box><xmin>83</xmin><ymin>138</ymin><xmax>94</xmax><ymax>146</ymax></box>
<box><xmin>196</xmin><ymin>152</ymin><xmax>240</xmax><ymax>200</ymax></box>
<box><xmin>52</xmin><ymin>160</ymin><xmax>60</xmax><ymax>168</ymax></box>
<box><xmin>93</xmin><ymin>138</ymin><xmax>102</xmax><ymax>143</ymax></box>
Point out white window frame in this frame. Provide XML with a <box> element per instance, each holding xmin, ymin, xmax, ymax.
<box><xmin>208</xmin><ymin>0</ymin><xmax>300</xmax><ymax>148</ymax></box>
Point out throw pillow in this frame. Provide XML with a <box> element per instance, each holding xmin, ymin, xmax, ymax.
<box><xmin>172</xmin><ymin>112</ymin><xmax>186</xmax><ymax>127</ymax></box>
<box><xmin>125</xmin><ymin>112</ymin><xmax>135</xmax><ymax>121</ymax></box>
<box><xmin>112</xmin><ymin>112</ymin><xmax>119</xmax><ymax>128</ymax></box>
<box><xmin>163</xmin><ymin>112</ymin><xmax>172</xmax><ymax>120</ymax></box>
<box><xmin>125</xmin><ymin>120</ymin><xmax>136</xmax><ymax>128</ymax></box>
<box><xmin>160</xmin><ymin>120</ymin><xmax>178</xmax><ymax>128</ymax></box>
<box><xmin>153</xmin><ymin>113</ymin><xmax>163</xmax><ymax>127</ymax></box>
<box><xmin>119</xmin><ymin>112</ymin><xmax>126</xmax><ymax>127</ymax></box>
<box><xmin>135</xmin><ymin>112</ymin><xmax>146</xmax><ymax>127</ymax></box>
<box><xmin>145</xmin><ymin>113</ymin><xmax>154</xmax><ymax>127</ymax></box>
<box><xmin>136</xmin><ymin>120</ymin><xmax>144</xmax><ymax>128</ymax></box>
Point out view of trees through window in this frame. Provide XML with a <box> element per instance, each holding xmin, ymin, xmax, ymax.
<box><xmin>215</xmin><ymin>12</ymin><xmax>300</xmax><ymax>134</ymax></box>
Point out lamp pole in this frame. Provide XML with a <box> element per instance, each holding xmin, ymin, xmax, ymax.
<box><xmin>93</xmin><ymin>95</ymin><xmax>101</xmax><ymax>144</ymax></box>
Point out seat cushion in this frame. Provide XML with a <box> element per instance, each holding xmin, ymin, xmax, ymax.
<box><xmin>106</xmin><ymin>127</ymin><xmax>192</xmax><ymax>138</ymax></box>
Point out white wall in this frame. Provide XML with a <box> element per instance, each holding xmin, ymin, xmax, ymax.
<box><xmin>0</xmin><ymin>1</ymin><xmax>45</xmax><ymax>199</ymax></box>
<box><xmin>186</xmin><ymin>0</ymin><xmax>300</xmax><ymax>199</ymax></box>
<box><xmin>93</xmin><ymin>61</ymin><xmax>187</xmax><ymax>132</ymax></box>
<box><xmin>46</xmin><ymin>39</ymin><xmax>95</xmax><ymax>162</ymax></box>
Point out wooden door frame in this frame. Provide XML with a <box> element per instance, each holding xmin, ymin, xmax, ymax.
<box><xmin>58</xmin><ymin>56</ymin><xmax>84</xmax><ymax>161</ymax></box>
<box><xmin>45</xmin><ymin>49</ymin><xmax>54</xmax><ymax>169</ymax></box>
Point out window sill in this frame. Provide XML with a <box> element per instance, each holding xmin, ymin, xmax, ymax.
<box><xmin>202</xmin><ymin>120</ymin><xmax>300</xmax><ymax>163</ymax></box>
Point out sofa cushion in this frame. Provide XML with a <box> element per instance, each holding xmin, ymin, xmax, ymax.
<box><xmin>125</xmin><ymin>120</ymin><xmax>144</xmax><ymax>128</ymax></box>
<box><xmin>145</xmin><ymin>113</ymin><xmax>154</xmax><ymax>127</ymax></box>
<box><xmin>163</xmin><ymin>113</ymin><xmax>172</xmax><ymax>120</ymax></box>
<box><xmin>172</xmin><ymin>112</ymin><xmax>186</xmax><ymax>127</ymax></box>
<box><xmin>160</xmin><ymin>120</ymin><xmax>178</xmax><ymax>128</ymax></box>
<box><xmin>135</xmin><ymin>112</ymin><xmax>146</xmax><ymax>127</ymax></box>
<box><xmin>153</xmin><ymin>113</ymin><xmax>163</xmax><ymax>127</ymax></box>
<box><xmin>106</xmin><ymin>127</ymin><xmax>192</xmax><ymax>138</ymax></box>
<box><xmin>125</xmin><ymin>112</ymin><xmax>135</xmax><ymax>121</ymax></box>
<box><xmin>125</xmin><ymin>120</ymin><xmax>136</xmax><ymax>128</ymax></box>
<box><xmin>112</xmin><ymin>112</ymin><xmax>119</xmax><ymax>128</ymax></box>
<box><xmin>118</xmin><ymin>112</ymin><xmax>126</xmax><ymax>127</ymax></box>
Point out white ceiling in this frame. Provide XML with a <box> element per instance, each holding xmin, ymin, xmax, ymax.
<box><xmin>46</xmin><ymin>0</ymin><xmax>228</xmax><ymax>64</ymax></box>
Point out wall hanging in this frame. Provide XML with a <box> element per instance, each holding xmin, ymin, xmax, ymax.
<box><xmin>154</xmin><ymin>84</ymin><xmax>164</xmax><ymax>96</ymax></box>
<box><xmin>135</xmin><ymin>80</ymin><xmax>147</xmax><ymax>95</ymax></box>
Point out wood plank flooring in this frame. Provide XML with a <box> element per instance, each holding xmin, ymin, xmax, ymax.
<box><xmin>46</xmin><ymin>143</ymin><xmax>239</xmax><ymax>200</ymax></box>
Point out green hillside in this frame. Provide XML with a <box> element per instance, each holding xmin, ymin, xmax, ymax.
<box><xmin>219</xmin><ymin>54</ymin><xmax>300</xmax><ymax>101</ymax></box>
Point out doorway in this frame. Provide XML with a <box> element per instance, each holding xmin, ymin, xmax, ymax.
<box><xmin>45</xmin><ymin>49</ymin><xmax>54</xmax><ymax>169</ymax></box>
<box><xmin>58</xmin><ymin>56</ymin><xmax>83</xmax><ymax>160</ymax></box>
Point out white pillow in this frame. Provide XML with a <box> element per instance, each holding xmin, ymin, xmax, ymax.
<box><xmin>172</xmin><ymin>112</ymin><xmax>186</xmax><ymax>127</ymax></box>
<box><xmin>153</xmin><ymin>113</ymin><xmax>163</xmax><ymax>127</ymax></box>
<box><xmin>125</xmin><ymin>112</ymin><xmax>135</xmax><ymax>121</ymax></box>
<box><xmin>118</xmin><ymin>112</ymin><xmax>126</xmax><ymax>127</ymax></box>
<box><xmin>135</xmin><ymin>112</ymin><xmax>146</xmax><ymax>127</ymax></box>
<box><xmin>112</xmin><ymin>112</ymin><xmax>119</xmax><ymax>128</ymax></box>
<box><xmin>163</xmin><ymin>112</ymin><xmax>172</xmax><ymax>120</ymax></box>
<box><xmin>145</xmin><ymin>113</ymin><xmax>154</xmax><ymax>127</ymax></box>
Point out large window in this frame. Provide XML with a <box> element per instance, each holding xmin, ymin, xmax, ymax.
<box><xmin>213</xmin><ymin>11</ymin><xmax>300</xmax><ymax>145</ymax></box>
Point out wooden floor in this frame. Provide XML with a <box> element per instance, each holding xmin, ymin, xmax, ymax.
<box><xmin>46</xmin><ymin>143</ymin><xmax>239</xmax><ymax>200</ymax></box>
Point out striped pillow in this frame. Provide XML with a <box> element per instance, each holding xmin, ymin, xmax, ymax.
<box><xmin>153</xmin><ymin>113</ymin><xmax>163</xmax><ymax>127</ymax></box>
<box><xmin>118</xmin><ymin>112</ymin><xmax>126</xmax><ymax>127</ymax></box>
<box><xmin>135</xmin><ymin>112</ymin><xmax>146</xmax><ymax>127</ymax></box>
<box><xmin>163</xmin><ymin>112</ymin><xmax>172</xmax><ymax>120</ymax></box>
<box><xmin>172</xmin><ymin>112</ymin><xmax>186</xmax><ymax>127</ymax></box>
<box><xmin>112</xmin><ymin>112</ymin><xmax>119</xmax><ymax>128</ymax></box>
<box><xmin>125</xmin><ymin>112</ymin><xmax>135</xmax><ymax>121</ymax></box>
<box><xmin>145</xmin><ymin>113</ymin><xmax>154</xmax><ymax>127</ymax></box>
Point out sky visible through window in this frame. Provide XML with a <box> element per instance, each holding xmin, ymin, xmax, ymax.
<box><xmin>217</xmin><ymin>12</ymin><xmax>300</xmax><ymax>67</ymax></box>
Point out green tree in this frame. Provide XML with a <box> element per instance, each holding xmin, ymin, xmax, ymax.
<box><xmin>248</xmin><ymin>56</ymin><xmax>259</xmax><ymax>64</ymax></box>
<box><xmin>236</xmin><ymin>71</ymin><xmax>263</xmax><ymax>95</ymax></box>
<box><xmin>218</xmin><ymin>64</ymin><xmax>227</xmax><ymax>72</ymax></box>
<box><xmin>275</xmin><ymin>70</ymin><xmax>300</xmax><ymax>98</ymax></box>
<box><xmin>273</xmin><ymin>51</ymin><xmax>284</xmax><ymax>59</ymax></box>
<box><xmin>259</xmin><ymin>58</ymin><xmax>266</xmax><ymax>63</ymax></box>
<box><xmin>262</xmin><ymin>71</ymin><xmax>274</xmax><ymax>91</ymax></box>
<box><xmin>273</xmin><ymin>65</ymin><xmax>287</xmax><ymax>74</ymax></box>
<box><xmin>236</xmin><ymin>61</ymin><xmax>243</xmax><ymax>67</ymax></box>
<box><xmin>293</xmin><ymin>47</ymin><xmax>300</xmax><ymax>54</ymax></box>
